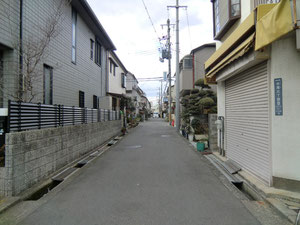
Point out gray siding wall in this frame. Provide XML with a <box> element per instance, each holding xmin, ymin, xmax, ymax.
<box><xmin>1</xmin><ymin>120</ymin><xmax>122</xmax><ymax>196</ymax></box>
<box><xmin>0</xmin><ymin>1</ymin><xmax>20</xmax><ymax>107</ymax></box>
<box><xmin>194</xmin><ymin>47</ymin><xmax>217</xmax><ymax>92</ymax></box>
<box><xmin>0</xmin><ymin>0</ymin><xmax>109</xmax><ymax>108</ymax></box>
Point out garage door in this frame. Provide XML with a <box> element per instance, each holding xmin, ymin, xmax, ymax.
<box><xmin>225</xmin><ymin>62</ymin><xmax>270</xmax><ymax>184</ymax></box>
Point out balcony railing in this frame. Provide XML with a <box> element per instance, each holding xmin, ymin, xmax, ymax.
<box><xmin>254</xmin><ymin>0</ymin><xmax>280</xmax><ymax>8</ymax></box>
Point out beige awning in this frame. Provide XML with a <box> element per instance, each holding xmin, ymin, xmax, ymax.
<box><xmin>255</xmin><ymin>0</ymin><xmax>293</xmax><ymax>50</ymax></box>
<box><xmin>206</xmin><ymin>33</ymin><xmax>255</xmax><ymax>79</ymax></box>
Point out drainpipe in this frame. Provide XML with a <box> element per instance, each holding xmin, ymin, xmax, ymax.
<box><xmin>19</xmin><ymin>0</ymin><xmax>23</xmax><ymax>100</ymax></box>
<box><xmin>192</xmin><ymin>54</ymin><xmax>195</xmax><ymax>89</ymax></box>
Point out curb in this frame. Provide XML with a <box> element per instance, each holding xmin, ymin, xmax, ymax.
<box><xmin>210</xmin><ymin>152</ymin><xmax>300</xmax><ymax>224</ymax></box>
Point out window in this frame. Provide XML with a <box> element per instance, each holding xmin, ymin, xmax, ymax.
<box><xmin>93</xmin><ymin>95</ymin><xmax>98</xmax><ymax>109</ymax></box>
<box><xmin>79</xmin><ymin>91</ymin><xmax>85</xmax><ymax>108</ymax></box>
<box><xmin>112</xmin><ymin>97</ymin><xmax>117</xmax><ymax>111</ymax></box>
<box><xmin>212</xmin><ymin>0</ymin><xmax>241</xmax><ymax>40</ymax></box>
<box><xmin>110</xmin><ymin>59</ymin><xmax>116</xmax><ymax>76</ymax></box>
<box><xmin>71</xmin><ymin>8</ymin><xmax>77</xmax><ymax>64</ymax></box>
<box><xmin>183</xmin><ymin>57</ymin><xmax>193</xmax><ymax>69</ymax></box>
<box><xmin>90</xmin><ymin>39</ymin><xmax>94</xmax><ymax>60</ymax></box>
<box><xmin>95</xmin><ymin>40</ymin><xmax>101</xmax><ymax>66</ymax></box>
<box><xmin>43</xmin><ymin>65</ymin><xmax>53</xmax><ymax>105</ymax></box>
<box><xmin>121</xmin><ymin>73</ymin><xmax>126</xmax><ymax>88</ymax></box>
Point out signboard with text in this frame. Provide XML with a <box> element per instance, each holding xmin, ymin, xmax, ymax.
<box><xmin>274</xmin><ymin>78</ymin><xmax>283</xmax><ymax>116</ymax></box>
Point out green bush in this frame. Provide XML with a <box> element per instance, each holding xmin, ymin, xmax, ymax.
<box><xmin>191</xmin><ymin>118</ymin><xmax>208</xmax><ymax>134</ymax></box>
<box><xmin>191</xmin><ymin>89</ymin><xmax>200</xmax><ymax>94</ymax></box>
<box><xmin>199</xmin><ymin>97</ymin><xmax>215</xmax><ymax>107</ymax></box>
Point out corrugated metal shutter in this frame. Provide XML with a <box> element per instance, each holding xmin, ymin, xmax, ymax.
<box><xmin>225</xmin><ymin>62</ymin><xmax>270</xmax><ymax>184</ymax></box>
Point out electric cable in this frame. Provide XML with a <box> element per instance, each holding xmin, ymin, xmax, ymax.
<box><xmin>185</xmin><ymin>8</ymin><xmax>193</xmax><ymax>50</ymax></box>
<box><xmin>140</xmin><ymin>0</ymin><xmax>162</xmax><ymax>45</ymax></box>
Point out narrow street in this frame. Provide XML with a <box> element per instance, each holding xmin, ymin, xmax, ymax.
<box><xmin>0</xmin><ymin>119</ymin><xmax>289</xmax><ymax>225</ymax></box>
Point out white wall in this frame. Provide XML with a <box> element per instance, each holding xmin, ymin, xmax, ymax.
<box><xmin>270</xmin><ymin>32</ymin><xmax>300</xmax><ymax>181</ymax></box>
<box><xmin>217</xmin><ymin>81</ymin><xmax>226</xmax><ymax>148</ymax></box>
<box><xmin>108</xmin><ymin>53</ymin><xmax>126</xmax><ymax>95</ymax></box>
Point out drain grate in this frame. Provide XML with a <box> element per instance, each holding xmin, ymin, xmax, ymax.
<box><xmin>25</xmin><ymin>180</ymin><xmax>62</xmax><ymax>201</ymax></box>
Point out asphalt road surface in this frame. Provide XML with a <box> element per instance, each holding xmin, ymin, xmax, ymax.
<box><xmin>2</xmin><ymin>119</ymin><xmax>276</xmax><ymax>225</ymax></box>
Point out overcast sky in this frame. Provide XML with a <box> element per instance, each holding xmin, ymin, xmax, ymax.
<box><xmin>87</xmin><ymin>0</ymin><xmax>214</xmax><ymax>104</ymax></box>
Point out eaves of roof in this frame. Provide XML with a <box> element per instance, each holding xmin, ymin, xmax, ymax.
<box><xmin>190</xmin><ymin>43</ymin><xmax>216</xmax><ymax>55</ymax></box>
<box><xmin>71</xmin><ymin>0</ymin><xmax>116</xmax><ymax>50</ymax></box>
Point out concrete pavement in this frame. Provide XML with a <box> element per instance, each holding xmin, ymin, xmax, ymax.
<box><xmin>0</xmin><ymin>119</ymin><xmax>290</xmax><ymax>224</ymax></box>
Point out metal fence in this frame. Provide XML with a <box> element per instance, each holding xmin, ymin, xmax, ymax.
<box><xmin>7</xmin><ymin>101</ymin><xmax>121</xmax><ymax>132</ymax></box>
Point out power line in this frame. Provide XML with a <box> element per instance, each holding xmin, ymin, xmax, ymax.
<box><xmin>185</xmin><ymin>8</ymin><xmax>193</xmax><ymax>50</ymax></box>
<box><xmin>141</xmin><ymin>0</ymin><xmax>161</xmax><ymax>44</ymax></box>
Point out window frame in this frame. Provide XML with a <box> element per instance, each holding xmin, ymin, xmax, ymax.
<box><xmin>93</xmin><ymin>95</ymin><xmax>98</xmax><ymax>109</ymax></box>
<box><xmin>121</xmin><ymin>73</ymin><xmax>126</xmax><ymax>88</ymax></box>
<box><xmin>110</xmin><ymin>59</ymin><xmax>117</xmax><ymax>76</ymax></box>
<box><xmin>212</xmin><ymin>0</ymin><xmax>241</xmax><ymax>40</ymax></box>
<box><xmin>43</xmin><ymin>64</ymin><xmax>53</xmax><ymax>105</ymax></box>
<box><xmin>112</xmin><ymin>97</ymin><xmax>117</xmax><ymax>111</ymax></box>
<box><xmin>71</xmin><ymin>8</ymin><xmax>77</xmax><ymax>64</ymax></box>
<box><xmin>95</xmin><ymin>40</ymin><xmax>102</xmax><ymax>66</ymax></box>
<box><xmin>79</xmin><ymin>91</ymin><xmax>85</xmax><ymax>108</ymax></box>
<box><xmin>90</xmin><ymin>39</ymin><xmax>94</xmax><ymax>60</ymax></box>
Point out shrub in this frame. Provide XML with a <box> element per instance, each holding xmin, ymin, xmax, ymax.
<box><xmin>191</xmin><ymin>89</ymin><xmax>200</xmax><ymax>94</ymax></box>
<box><xmin>199</xmin><ymin>97</ymin><xmax>215</xmax><ymax>107</ymax></box>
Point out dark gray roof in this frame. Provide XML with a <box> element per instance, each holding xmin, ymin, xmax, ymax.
<box><xmin>71</xmin><ymin>0</ymin><xmax>116</xmax><ymax>50</ymax></box>
<box><xmin>190</xmin><ymin>43</ymin><xmax>216</xmax><ymax>55</ymax></box>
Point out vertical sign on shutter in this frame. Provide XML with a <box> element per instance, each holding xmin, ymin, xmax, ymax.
<box><xmin>274</xmin><ymin>78</ymin><xmax>283</xmax><ymax>116</ymax></box>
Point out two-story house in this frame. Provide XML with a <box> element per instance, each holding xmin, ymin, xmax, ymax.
<box><xmin>126</xmin><ymin>72</ymin><xmax>145</xmax><ymax>116</ymax></box>
<box><xmin>205</xmin><ymin>0</ymin><xmax>300</xmax><ymax>191</ymax></box>
<box><xmin>190</xmin><ymin>43</ymin><xmax>216</xmax><ymax>92</ymax></box>
<box><xmin>0</xmin><ymin>0</ymin><xmax>115</xmax><ymax>109</ymax></box>
<box><xmin>99</xmin><ymin>51</ymin><xmax>127</xmax><ymax>111</ymax></box>
<box><xmin>179</xmin><ymin>43</ymin><xmax>217</xmax><ymax>94</ymax></box>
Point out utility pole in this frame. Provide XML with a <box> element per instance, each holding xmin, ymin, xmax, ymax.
<box><xmin>161</xmin><ymin>20</ymin><xmax>174</xmax><ymax>125</ymax></box>
<box><xmin>167</xmin><ymin>19</ymin><xmax>172</xmax><ymax>126</ymax></box>
<box><xmin>168</xmin><ymin>1</ymin><xmax>186</xmax><ymax>132</ymax></box>
<box><xmin>160</xmin><ymin>79</ymin><xmax>163</xmax><ymax>118</ymax></box>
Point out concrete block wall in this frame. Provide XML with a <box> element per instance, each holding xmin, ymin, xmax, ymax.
<box><xmin>208</xmin><ymin>114</ymin><xmax>218</xmax><ymax>151</ymax></box>
<box><xmin>0</xmin><ymin>120</ymin><xmax>121</xmax><ymax>196</ymax></box>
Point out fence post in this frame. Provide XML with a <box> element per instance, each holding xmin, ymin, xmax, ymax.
<box><xmin>85</xmin><ymin>108</ymin><xmax>87</xmax><ymax>124</ymax></box>
<box><xmin>38</xmin><ymin>102</ymin><xmax>41</xmax><ymax>129</ymax></box>
<box><xmin>18</xmin><ymin>101</ymin><xmax>21</xmax><ymax>131</ymax></box>
<box><xmin>91</xmin><ymin>108</ymin><xmax>93</xmax><ymax>123</ymax></box>
<box><xmin>72</xmin><ymin>106</ymin><xmax>75</xmax><ymax>125</ymax></box>
<box><xmin>7</xmin><ymin>100</ymin><xmax>11</xmax><ymax>133</ymax></box>
<box><xmin>81</xmin><ymin>108</ymin><xmax>84</xmax><ymax>124</ymax></box>
<box><xmin>61</xmin><ymin>105</ymin><xmax>64</xmax><ymax>127</ymax></box>
<box><xmin>108</xmin><ymin>110</ymin><xmax>111</xmax><ymax>121</ymax></box>
<box><xmin>54</xmin><ymin>104</ymin><xmax>57</xmax><ymax>127</ymax></box>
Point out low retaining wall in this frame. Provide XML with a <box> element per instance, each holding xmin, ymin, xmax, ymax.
<box><xmin>0</xmin><ymin>120</ymin><xmax>121</xmax><ymax>196</ymax></box>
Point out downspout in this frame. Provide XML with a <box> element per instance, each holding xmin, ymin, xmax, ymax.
<box><xmin>192</xmin><ymin>54</ymin><xmax>195</xmax><ymax>89</ymax></box>
<box><xmin>19</xmin><ymin>0</ymin><xmax>23</xmax><ymax>100</ymax></box>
